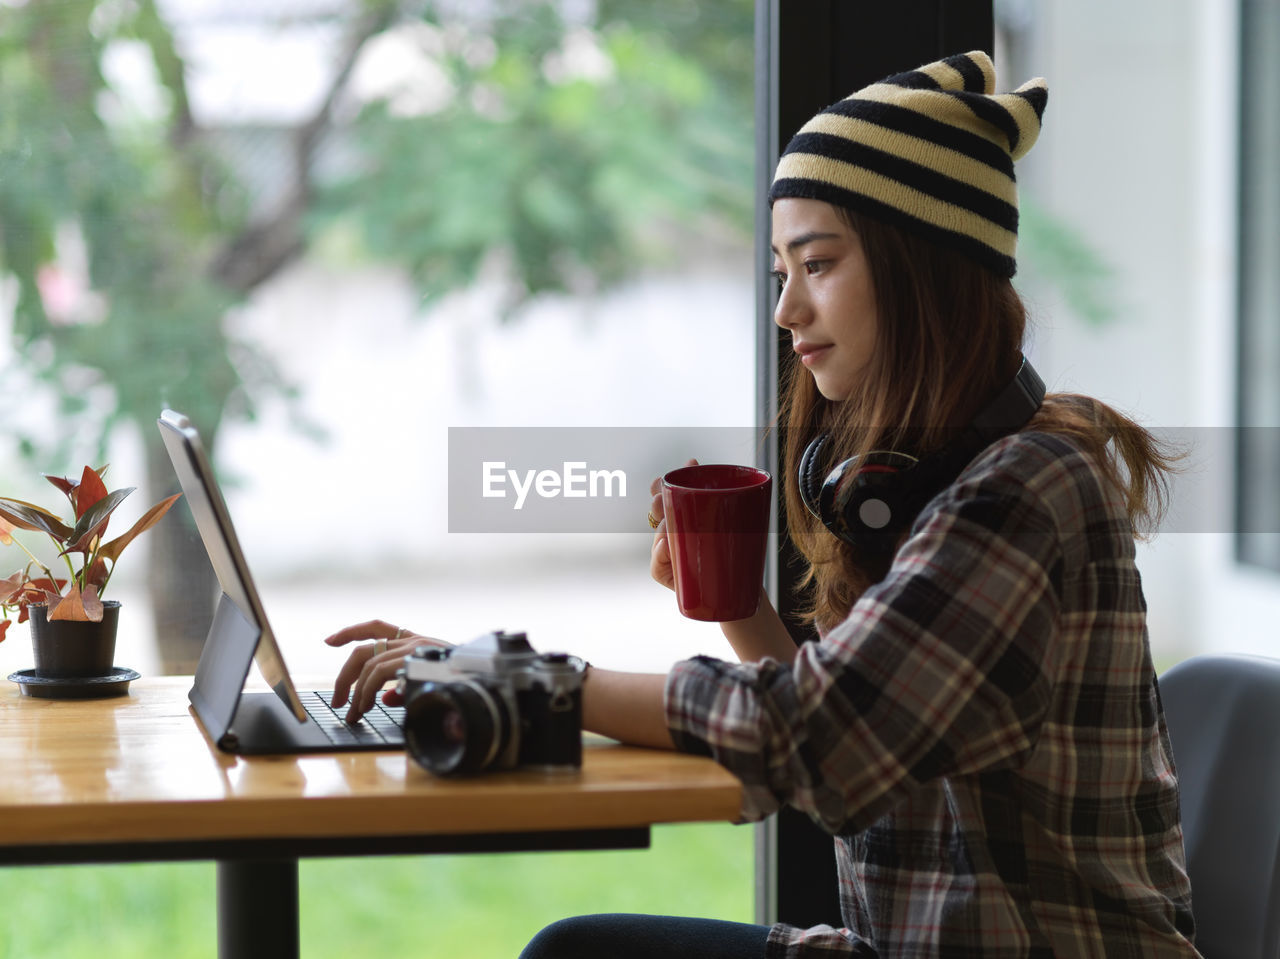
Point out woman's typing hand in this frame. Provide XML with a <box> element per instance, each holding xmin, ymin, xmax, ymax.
<box><xmin>323</xmin><ymin>620</ymin><xmax>451</xmax><ymax>723</ymax></box>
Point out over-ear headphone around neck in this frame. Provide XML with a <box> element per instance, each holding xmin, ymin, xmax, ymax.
<box><xmin>798</xmin><ymin>356</ymin><xmax>1046</xmax><ymax>562</ymax></box>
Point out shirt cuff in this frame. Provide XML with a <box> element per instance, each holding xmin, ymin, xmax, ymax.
<box><xmin>663</xmin><ymin>654</ymin><xmax>787</xmax><ymax>823</ymax></box>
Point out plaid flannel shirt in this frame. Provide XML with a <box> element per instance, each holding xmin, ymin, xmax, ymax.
<box><xmin>665</xmin><ymin>431</ymin><xmax>1199</xmax><ymax>958</ymax></box>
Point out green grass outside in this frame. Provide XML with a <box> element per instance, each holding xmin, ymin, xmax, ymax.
<box><xmin>0</xmin><ymin>822</ymin><xmax>754</xmax><ymax>958</ymax></box>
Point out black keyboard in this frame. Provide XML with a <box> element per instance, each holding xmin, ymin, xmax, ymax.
<box><xmin>299</xmin><ymin>691</ymin><xmax>407</xmax><ymax>748</ymax></box>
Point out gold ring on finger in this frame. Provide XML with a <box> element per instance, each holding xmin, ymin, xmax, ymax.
<box><xmin>647</xmin><ymin>511</ymin><xmax>660</xmax><ymax>529</ymax></box>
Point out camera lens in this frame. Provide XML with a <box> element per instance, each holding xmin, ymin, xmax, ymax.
<box><xmin>403</xmin><ymin>680</ymin><xmax>512</xmax><ymax>775</ymax></box>
<box><xmin>438</xmin><ymin>707</ymin><xmax>466</xmax><ymax>745</ymax></box>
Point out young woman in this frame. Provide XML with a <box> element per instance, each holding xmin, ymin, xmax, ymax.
<box><xmin>327</xmin><ymin>52</ymin><xmax>1198</xmax><ymax>958</ymax></box>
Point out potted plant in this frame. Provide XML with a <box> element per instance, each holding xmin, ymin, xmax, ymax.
<box><xmin>0</xmin><ymin>465</ymin><xmax>180</xmax><ymax>692</ymax></box>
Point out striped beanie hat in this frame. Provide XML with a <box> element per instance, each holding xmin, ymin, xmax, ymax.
<box><xmin>769</xmin><ymin>51</ymin><xmax>1048</xmax><ymax>277</ymax></box>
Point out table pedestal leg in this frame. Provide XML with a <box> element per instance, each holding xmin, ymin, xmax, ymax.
<box><xmin>217</xmin><ymin>858</ymin><xmax>300</xmax><ymax>959</ymax></box>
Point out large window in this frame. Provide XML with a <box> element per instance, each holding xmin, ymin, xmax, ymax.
<box><xmin>0</xmin><ymin>1</ymin><xmax>757</xmax><ymax>682</ymax></box>
<box><xmin>0</xmin><ymin>6</ymin><xmax>759</xmax><ymax>952</ymax></box>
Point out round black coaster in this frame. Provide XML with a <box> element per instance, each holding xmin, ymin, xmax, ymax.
<box><xmin>8</xmin><ymin>667</ymin><xmax>141</xmax><ymax>699</ymax></box>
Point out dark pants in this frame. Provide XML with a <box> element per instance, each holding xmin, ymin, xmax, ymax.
<box><xmin>519</xmin><ymin>913</ymin><xmax>771</xmax><ymax>959</ymax></box>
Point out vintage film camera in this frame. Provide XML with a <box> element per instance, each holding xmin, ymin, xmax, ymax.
<box><xmin>396</xmin><ymin>630</ymin><xmax>586</xmax><ymax>776</ymax></box>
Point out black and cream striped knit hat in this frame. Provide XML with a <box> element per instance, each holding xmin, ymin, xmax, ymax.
<box><xmin>769</xmin><ymin>50</ymin><xmax>1048</xmax><ymax>277</ymax></box>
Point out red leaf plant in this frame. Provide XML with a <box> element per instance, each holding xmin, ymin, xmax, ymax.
<box><xmin>0</xmin><ymin>465</ymin><xmax>181</xmax><ymax>639</ymax></box>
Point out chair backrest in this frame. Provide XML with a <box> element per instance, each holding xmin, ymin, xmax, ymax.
<box><xmin>1160</xmin><ymin>653</ymin><xmax>1280</xmax><ymax>959</ymax></box>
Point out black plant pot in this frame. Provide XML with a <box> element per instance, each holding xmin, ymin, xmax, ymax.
<box><xmin>30</xmin><ymin>601</ymin><xmax>121</xmax><ymax>678</ymax></box>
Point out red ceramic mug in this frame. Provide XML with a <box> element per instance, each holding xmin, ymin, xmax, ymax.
<box><xmin>661</xmin><ymin>464</ymin><xmax>772</xmax><ymax>621</ymax></box>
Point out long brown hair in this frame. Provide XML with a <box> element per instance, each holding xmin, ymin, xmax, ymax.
<box><xmin>780</xmin><ymin>207</ymin><xmax>1177</xmax><ymax>631</ymax></box>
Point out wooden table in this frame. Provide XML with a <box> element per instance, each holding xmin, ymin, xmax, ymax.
<box><xmin>0</xmin><ymin>677</ymin><xmax>741</xmax><ymax>957</ymax></box>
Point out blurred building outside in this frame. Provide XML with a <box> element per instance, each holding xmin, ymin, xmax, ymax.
<box><xmin>1001</xmin><ymin>0</ymin><xmax>1271</xmax><ymax>665</ymax></box>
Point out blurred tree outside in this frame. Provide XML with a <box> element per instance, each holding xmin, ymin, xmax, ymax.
<box><xmin>0</xmin><ymin>0</ymin><xmax>754</xmax><ymax>671</ymax></box>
